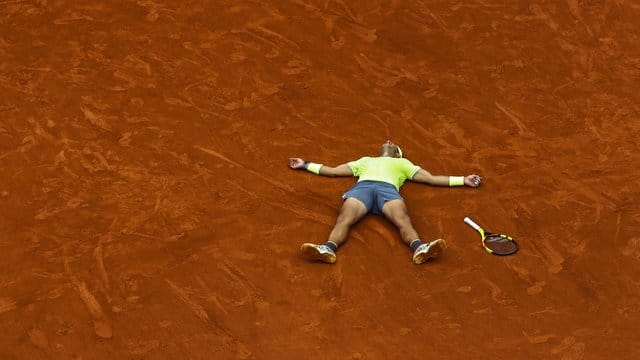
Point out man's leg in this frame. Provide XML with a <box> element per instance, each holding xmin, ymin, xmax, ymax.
<box><xmin>380</xmin><ymin>199</ymin><xmax>419</xmax><ymax>246</ymax></box>
<box><xmin>327</xmin><ymin>197</ymin><xmax>368</xmax><ymax>247</ymax></box>
<box><xmin>300</xmin><ymin>197</ymin><xmax>367</xmax><ymax>263</ymax></box>
<box><xmin>381</xmin><ymin>199</ymin><xmax>445</xmax><ymax>264</ymax></box>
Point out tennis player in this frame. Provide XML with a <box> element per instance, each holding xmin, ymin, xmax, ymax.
<box><xmin>289</xmin><ymin>140</ymin><xmax>482</xmax><ymax>264</ymax></box>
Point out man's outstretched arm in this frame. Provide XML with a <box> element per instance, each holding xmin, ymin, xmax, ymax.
<box><xmin>411</xmin><ymin>168</ymin><xmax>482</xmax><ymax>188</ymax></box>
<box><xmin>288</xmin><ymin>157</ymin><xmax>353</xmax><ymax>177</ymax></box>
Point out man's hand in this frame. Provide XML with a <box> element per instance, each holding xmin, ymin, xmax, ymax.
<box><xmin>465</xmin><ymin>175</ymin><xmax>483</xmax><ymax>188</ymax></box>
<box><xmin>289</xmin><ymin>157</ymin><xmax>306</xmax><ymax>169</ymax></box>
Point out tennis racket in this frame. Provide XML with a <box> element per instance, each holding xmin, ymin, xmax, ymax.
<box><xmin>463</xmin><ymin>217</ymin><xmax>519</xmax><ymax>256</ymax></box>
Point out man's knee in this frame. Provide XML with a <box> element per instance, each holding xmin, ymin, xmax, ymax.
<box><xmin>394</xmin><ymin>214</ymin><xmax>416</xmax><ymax>237</ymax></box>
<box><xmin>392</xmin><ymin>213</ymin><xmax>413</xmax><ymax>228</ymax></box>
<box><xmin>336</xmin><ymin>211</ymin><xmax>358</xmax><ymax>226</ymax></box>
<box><xmin>336</xmin><ymin>198</ymin><xmax>367</xmax><ymax>225</ymax></box>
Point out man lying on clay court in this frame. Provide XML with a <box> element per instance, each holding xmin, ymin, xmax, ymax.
<box><xmin>289</xmin><ymin>140</ymin><xmax>482</xmax><ymax>264</ymax></box>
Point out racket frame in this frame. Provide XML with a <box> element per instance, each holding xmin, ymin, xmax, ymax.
<box><xmin>463</xmin><ymin>217</ymin><xmax>519</xmax><ymax>256</ymax></box>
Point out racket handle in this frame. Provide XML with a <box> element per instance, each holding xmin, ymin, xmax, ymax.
<box><xmin>464</xmin><ymin>217</ymin><xmax>481</xmax><ymax>231</ymax></box>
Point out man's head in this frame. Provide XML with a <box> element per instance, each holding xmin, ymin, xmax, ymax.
<box><xmin>380</xmin><ymin>140</ymin><xmax>403</xmax><ymax>158</ymax></box>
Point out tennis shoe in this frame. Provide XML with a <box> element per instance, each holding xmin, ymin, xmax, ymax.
<box><xmin>412</xmin><ymin>238</ymin><xmax>446</xmax><ymax>264</ymax></box>
<box><xmin>300</xmin><ymin>243</ymin><xmax>336</xmax><ymax>264</ymax></box>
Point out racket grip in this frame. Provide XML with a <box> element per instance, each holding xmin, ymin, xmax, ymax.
<box><xmin>464</xmin><ymin>217</ymin><xmax>481</xmax><ymax>230</ymax></box>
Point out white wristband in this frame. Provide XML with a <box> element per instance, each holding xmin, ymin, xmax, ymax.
<box><xmin>449</xmin><ymin>176</ymin><xmax>465</xmax><ymax>186</ymax></box>
<box><xmin>306</xmin><ymin>162</ymin><xmax>322</xmax><ymax>175</ymax></box>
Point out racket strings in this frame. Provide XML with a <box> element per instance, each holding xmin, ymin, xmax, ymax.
<box><xmin>484</xmin><ymin>234</ymin><xmax>518</xmax><ymax>255</ymax></box>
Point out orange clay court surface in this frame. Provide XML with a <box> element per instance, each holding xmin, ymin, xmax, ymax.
<box><xmin>1</xmin><ymin>1</ymin><xmax>640</xmax><ymax>359</ymax></box>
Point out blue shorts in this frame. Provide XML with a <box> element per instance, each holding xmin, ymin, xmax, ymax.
<box><xmin>342</xmin><ymin>180</ymin><xmax>403</xmax><ymax>215</ymax></box>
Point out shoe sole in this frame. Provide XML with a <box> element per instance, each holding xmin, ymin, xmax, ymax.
<box><xmin>300</xmin><ymin>243</ymin><xmax>336</xmax><ymax>264</ymax></box>
<box><xmin>413</xmin><ymin>238</ymin><xmax>445</xmax><ymax>264</ymax></box>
